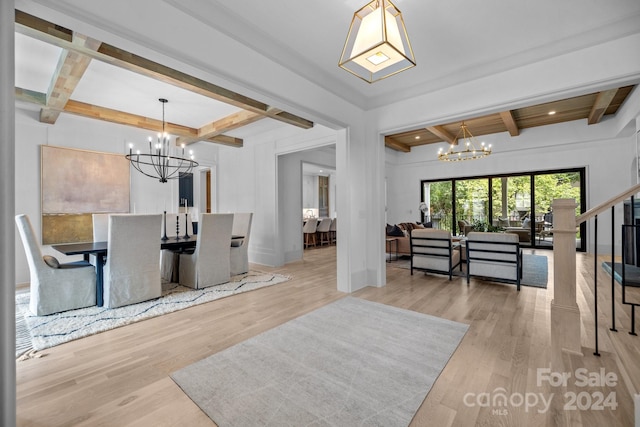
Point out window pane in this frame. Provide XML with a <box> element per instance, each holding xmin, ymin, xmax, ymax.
<box><xmin>423</xmin><ymin>181</ymin><xmax>452</xmax><ymax>232</ymax></box>
<box><xmin>534</xmin><ymin>172</ymin><xmax>582</xmax><ymax>248</ymax></box>
<box><xmin>455</xmin><ymin>178</ymin><xmax>488</xmax><ymax>234</ymax></box>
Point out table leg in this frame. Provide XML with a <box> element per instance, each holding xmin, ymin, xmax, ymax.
<box><xmin>95</xmin><ymin>254</ymin><xmax>104</xmax><ymax>307</ymax></box>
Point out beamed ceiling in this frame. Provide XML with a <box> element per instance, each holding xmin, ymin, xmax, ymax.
<box><xmin>13</xmin><ymin>6</ymin><xmax>638</xmax><ymax>151</ymax></box>
<box><xmin>385</xmin><ymin>85</ymin><xmax>636</xmax><ymax>152</ymax></box>
<box><xmin>13</xmin><ymin>10</ymin><xmax>314</xmax><ymax>149</ymax></box>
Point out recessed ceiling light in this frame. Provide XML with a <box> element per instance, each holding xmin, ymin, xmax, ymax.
<box><xmin>548</xmin><ymin>111</ymin><xmax>556</xmax><ymax>115</ymax></box>
<box><xmin>415</xmin><ymin>136</ymin><xmax>421</xmax><ymax>140</ymax></box>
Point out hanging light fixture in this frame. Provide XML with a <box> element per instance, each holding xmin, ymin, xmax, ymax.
<box><xmin>126</xmin><ymin>98</ymin><xmax>198</xmax><ymax>183</ymax></box>
<box><xmin>339</xmin><ymin>0</ymin><xmax>416</xmax><ymax>83</ymax></box>
<box><xmin>438</xmin><ymin>122</ymin><xmax>492</xmax><ymax>162</ymax></box>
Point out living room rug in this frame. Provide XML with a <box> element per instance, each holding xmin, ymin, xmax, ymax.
<box><xmin>16</xmin><ymin>271</ymin><xmax>290</xmax><ymax>358</ymax></box>
<box><xmin>171</xmin><ymin>296</ymin><xmax>469</xmax><ymax>427</ymax></box>
<box><xmin>389</xmin><ymin>253</ymin><xmax>549</xmax><ymax>288</ymax></box>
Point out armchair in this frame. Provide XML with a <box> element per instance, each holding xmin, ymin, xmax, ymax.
<box><xmin>410</xmin><ymin>229</ymin><xmax>461</xmax><ymax>280</ymax></box>
<box><xmin>466</xmin><ymin>231</ymin><xmax>522</xmax><ymax>290</ymax></box>
<box><xmin>15</xmin><ymin>214</ymin><xmax>96</xmax><ymax>315</ymax></box>
<box><xmin>457</xmin><ymin>220</ymin><xmax>474</xmax><ymax>236</ymax></box>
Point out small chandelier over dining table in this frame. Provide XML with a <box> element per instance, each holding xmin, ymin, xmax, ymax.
<box><xmin>126</xmin><ymin>98</ymin><xmax>198</xmax><ymax>183</ymax></box>
<box><xmin>437</xmin><ymin>122</ymin><xmax>492</xmax><ymax>162</ymax></box>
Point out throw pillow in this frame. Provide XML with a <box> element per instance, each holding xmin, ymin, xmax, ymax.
<box><xmin>385</xmin><ymin>224</ymin><xmax>395</xmax><ymax>235</ymax></box>
<box><xmin>43</xmin><ymin>255</ymin><xmax>60</xmax><ymax>269</ymax></box>
<box><xmin>387</xmin><ymin>225</ymin><xmax>405</xmax><ymax>237</ymax></box>
<box><xmin>522</xmin><ymin>218</ymin><xmax>531</xmax><ymax>228</ymax></box>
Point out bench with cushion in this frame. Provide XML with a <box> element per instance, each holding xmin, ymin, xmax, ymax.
<box><xmin>466</xmin><ymin>231</ymin><xmax>523</xmax><ymax>290</ymax></box>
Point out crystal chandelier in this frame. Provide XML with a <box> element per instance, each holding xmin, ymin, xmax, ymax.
<box><xmin>438</xmin><ymin>122</ymin><xmax>492</xmax><ymax>162</ymax></box>
<box><xmin>126</xmin><ymin>98</ymin><xmax>198</xmax><ymax>183</ymax></box>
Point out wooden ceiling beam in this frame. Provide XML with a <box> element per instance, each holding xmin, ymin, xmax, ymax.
<box><xmin>384</xmin><ymin>137</ymin><xmax>411</xmax><ymax>153</ymax></box>
<box><xmin>588</xmin><ymin>88</ymin><xmax>618</xmax><ymax>125</ymax></box>
<box><xmin>15</xmin><ymin>10</ymin><xmax>314</xmax><ymax>130</ymax></box>
<box><xmin>177</xmin><ymin>110</ymin><xmax>263</xmax><ymax>146</ymax></box>
<box><xmin>17</xmin><ymin>89</ymin><xmax>246</xmax><ymax>149</ymax></box>
<box><xmin>63</xmin><ymin>100</ymin><xmax>199</xmax><ymax>137</ymax></box>
<box><xmin>426</xmin><ymin>125</ymin><xmax>457</xmax><ymax>145</ymax></box>
<box><xmin>40</xmin><ymin>33</ymin><xmax>102</xmax><ymax>124</ymax></box>
<box><xmin>15</xmin><ymin>87</ymin><xmax>46</xmax><ymax>105</ymax></box>
<box><xmin>206</xmin><ymin>135</ymin><xmax>244</xmax><ymax>148</ymax></box>
<box><xmin>499</xmin><ymin>110</ymin><xmax>519</xmax><ymax>136</ymax></box>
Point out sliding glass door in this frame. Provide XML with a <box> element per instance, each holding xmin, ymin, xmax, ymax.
<box><xmin>423</xmin><ymin>181</ymin><xmax>452</xmax><ymax>232</ymax></box>
<box><xmin>421</xmin><ymin>168</ymin><xmax>585</xmax><ymax>250</ymax></box>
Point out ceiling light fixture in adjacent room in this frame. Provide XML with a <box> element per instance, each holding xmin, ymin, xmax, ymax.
<box><xmin>437</xmin><ymin>122</ymin><xmax>492</xmax><ymax>162</ymax></box>
<box><xmin>126</xmin><ymin>98</ymin><xmax>198</xmax><ymax>183</ymax></box>
<box><xmin>339</xmin><ymin>0</ymin><xmax>416</xmax><ymax>83</ymax></box>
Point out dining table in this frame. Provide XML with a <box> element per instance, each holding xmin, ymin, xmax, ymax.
<box><xmin>52</xmin><ymin>235</ymin><xmax>244</xmax><ymax>307</ymax></box>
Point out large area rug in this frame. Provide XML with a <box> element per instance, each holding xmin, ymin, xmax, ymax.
<box><xmin>16</xmin><ymin>271</ymin><xmax>290</xmax><ymax>358</ymax></box>
<box><xmin>171</xmin><ymin>296</ymin><xmax>469</xmax><ymax>427</ymax></box>
<box><xmin>391</xmin><ymin>253</ymin><xmax>548</xmax><ymax>288</ymax></box>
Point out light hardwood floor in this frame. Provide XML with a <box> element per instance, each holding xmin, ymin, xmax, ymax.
<box><xmin>16</xmin><ymin>246</ymin><xmax>639</xmax><ymax>426</ymax></box>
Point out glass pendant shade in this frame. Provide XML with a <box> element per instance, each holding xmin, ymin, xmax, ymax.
<box><xmin>339</xmin><ymin>0</ymin><xmax>415</xmax><ymax>83</ymax></box>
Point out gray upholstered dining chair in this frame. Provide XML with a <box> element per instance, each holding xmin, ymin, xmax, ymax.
<box><xmin>15</xmin><ymin>214</ymin><xmax>96</xmax><ymax>316</ymax></box>
<box><xmin>160</xmin><ymin>213</ymin><xmax>194</xmax><ymax>282</ymax></box>
<box><xmin>179</xmin><ymin>213</ymin><xmax>233</xmax><ymax>288</ymax></box>
<box><xmin>90</xmin><ymin>213</ymin><xmax>110</xmax><ymax>266</ymax></box>
<box><xmin>103</xmin><ymin>214</ymin><xmax>162</xmax><ymax>308</ymax></box>
<box><xmin>230</xmin><ymin>212</ymin><xmax>253</xmax><ymax>276</ymax></box>
<box><xmin>92</xmin><ymin>213</ymin><xmax>109</xmax><ymax>241</ymax></box>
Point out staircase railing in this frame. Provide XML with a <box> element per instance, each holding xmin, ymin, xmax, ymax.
<box><xmin>551</xmin><ymin>184</ymin><xmax>640</xmax><ymax>365</ymax></box>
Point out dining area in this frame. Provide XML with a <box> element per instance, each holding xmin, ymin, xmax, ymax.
<box><xmin>15</xmin><ymin>212</ymin><xmax>253</xmax><ymax>315</ymax></box>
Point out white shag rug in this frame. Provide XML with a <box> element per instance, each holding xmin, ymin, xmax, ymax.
<box><xmin>16</xmin><ymin>271</ymin><xmax>290</xmax><ymax>357</ymax></box>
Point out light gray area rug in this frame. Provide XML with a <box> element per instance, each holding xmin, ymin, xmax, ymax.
<box><xmin>16</xmin><ymin>271</ymin><xmax>290</xmax><ymax>356</ymax></box>
<box><xmin>171</xmin><ymin>296</ymin><xmax>469</xmax><ymax>427</ymax></box>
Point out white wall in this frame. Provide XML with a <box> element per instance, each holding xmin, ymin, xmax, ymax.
<box><xmin>14</xmin><ymin>107</ymin><xmax>219</xmax><ymax>285</ymax></box>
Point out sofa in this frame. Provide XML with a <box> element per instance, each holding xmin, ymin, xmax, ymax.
<box><xmin>386</xmin><ymin>222</ymin><xmax>432</xmax><ymax>255</ymax></box>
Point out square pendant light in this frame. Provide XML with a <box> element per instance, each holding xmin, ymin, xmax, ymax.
<box><xmin>339</xmin><ymin>0</ymin><xmax>416</xmax><ymax>83</ymax></box>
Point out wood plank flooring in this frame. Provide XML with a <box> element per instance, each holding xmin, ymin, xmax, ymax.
<box><xmin>16</xmin><ymin>246</ymin><xmax>639</xmax><ymax>426</ymax></box>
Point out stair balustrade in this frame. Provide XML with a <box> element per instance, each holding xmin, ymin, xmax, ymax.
<box><xmin>556</xmin><ymin>183</ymin><xmax>640</xmax><ymax>362</ymax></box>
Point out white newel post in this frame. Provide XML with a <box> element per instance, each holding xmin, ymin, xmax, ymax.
<box><xmin>551</xmin><ymin>198</ymin><xmax>582</xmax><ymax>368</ymax></box>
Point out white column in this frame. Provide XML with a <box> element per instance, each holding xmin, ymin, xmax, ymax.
<box><xmin>1</xmin><ymin>0</ymin><xmax>16</xmax><ymax>425</ymax></box>
<box><xmin>550</xmin><ymin>198</ymin><xmax>582</xmax><ymax>369</ymax></box>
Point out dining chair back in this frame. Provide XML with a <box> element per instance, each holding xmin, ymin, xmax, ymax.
<box><xmin>15</xmin><ymin>214</ymin><xmax>96</xmax><ymax>315</ymax></box>
<box><xmin>179</xmin><ymin>213</ymin><xmax>233</xmax><ymax>288</ymax></box>
<box><xmin>230</xmin><ymin>212</ymin><xmax>253</xmax><ymax>276</ymax></box>
<box><xmin>103</xmin><ymin>214</ymin><xmax>162</xmax><ymax>308</ymax></box>
<box><xmin>92</xmin><ymin>213</ymin><xmax>109</xmax><ymax>241</ymax></box>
